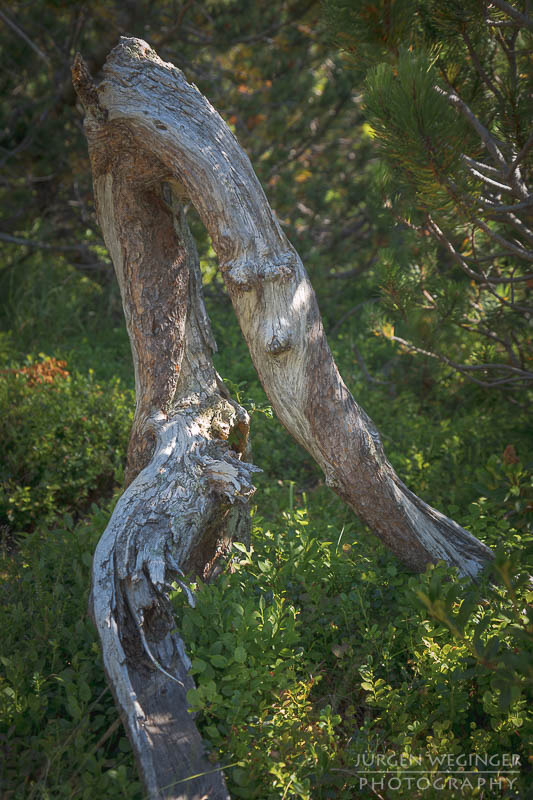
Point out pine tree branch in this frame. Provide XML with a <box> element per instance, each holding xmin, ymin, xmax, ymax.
<box><xmin>460</xmin><ymin>318</ymin><xmax>522</xmax><ymax>368</ymax></box>
<box><xmin>455</xmin><ymin>187</ymin><xmax>533</xmax><ymax>245</ymax></box>
<box><xmin>390</xmin><ymin>335</ymin><xmax>533</xmax><ymax>386</ymax></box>
<box><xmin>461</xmin><ymin>155</ymin><xmax>502</xmax><ymax>176</ymax></box>
<box><xmin>501</xmin><ymin>212</ymin><xmax>533</xmax><ymax>246</ymax></box>
<box><xmin>462</xmin><ymin>163</ymin><xmax>514</xmax><ymax>194</ymax></box>
<box><xmin>461</xmin><ymin>29</ymin><xmax>506</xmax><ymax>106</ymax></box>
<box><xmin>491</xmin><ymin>0</ymin><xmax>533</xmax><ymax>31</ymax></box>
<box><xmin>468</xmin><ymin>229</ymin><xmax>533</xmax><ymax>313</ymax></box>
<box><xmin>476</xmin><ymin>196</ymin><xmax>533</xmax><ymax>213</ymax></box>
<box><xmin>427</xmin><ymin>217</ymin><xmax>533</xmax><ymax>284</ymax></box>
<box><xmin>434</xmin><ymin>85</ymin><xmax>508</xmax><ymax>173</ymax></box>
<box><xmin>441</xmin><ymin>174</ymin><xmax>533</xmax><ymax>253</ymax></box>
<box><xmin>507</xmin><ymin>131</ymin><xmax>533</xmax><ymax>178</ymax></box>
<box><xmin>470</xmin><ymin>215</ymin><xmax>533</xmax><ymax>261</ymax></box>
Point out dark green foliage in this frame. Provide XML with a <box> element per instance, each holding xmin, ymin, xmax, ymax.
<box><xmin>173</xmin><ymin>482</ymin><xmax>532</xmax><ymax>798</ymax></box>
<box><xmin>0</xmin><ymin>252</ymin><xmax>130</xmax><ymax>382</ymax></box>
<box><xmin>0</xmin><ymin>506</ymin><xmax>142</xmax><ymax>799</ymax></box>
<box><xmin>324</xmin><ymin>0</ymin><xmax>533</xmax><ymax>393</ymax></box>
<box><xmin>0</xmin><ymin>355</ymin><xmax>133</xmax><ymax>536</ymax></box>
<box><xmin>364</xmin><ymin>51</ymin><xmax>474</xmax><ymax>214</ymax></box>
<box><xmin>0</xmin><ymin>0</ymin><xmax>386</xmax><ymax>387</ymax></box>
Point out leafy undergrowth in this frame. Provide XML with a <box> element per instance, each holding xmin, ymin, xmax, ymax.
<box><xmin>1</xmin><ymin>342</ymin><xmax>532</xmax><ymax>799</ymax></box>
<box><xmin>0</xmin><ymin>355</ymin><xmax>133</xmax><ymax>539</ymax></box>
<box><xmin>0</xmin><ymin>504</ymin><xmax>142</xmax><ymax>800</ymax></box>
<box><xmin>173</xmin><ymin>487</ymin><xmax>533</xmax><ymax>800</ymax></box>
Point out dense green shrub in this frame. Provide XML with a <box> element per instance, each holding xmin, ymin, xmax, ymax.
<box><xmin>0</xmin><ymin>355</ymin><xmax>133</xmax><ymax>536</ymax></box>
<box><xmin>2</xmin><ymin>480</ymin><xmax>531</xmax><ymax>799</ymax></box>
<box><xmin>0</xmin><ymin>504</ymin><xmax>142</xmax><ymax>799</ymax></box>
<box><xmin>174</xmin><ymin>485</ymin><xmax>532</xmax><ymax>799</ymax></box>
<box><xmin>1</xmin><ymin>293</ymin><xmax>531</xmax><ymax>799</ymax></box>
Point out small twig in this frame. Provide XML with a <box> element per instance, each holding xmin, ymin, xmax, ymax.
<box><xmin>463</xmin><ymin>164</ymin><xmax>514</xmax><ymax>194</ymax></box>
<box><xmin>0</xmin><ymin>107</ymin><xmax>50</xmax><ymax>168</ymax></box>
<box><xmin>266</xmin><ymin>93</ymin><xmax>351</xmax><ymax>172</ymax></box>
<box><xmin>458</xmin><ymin>321</ymin><xmax>521</xmax><ymax>367</ymax></box>
<box><xmin>329</xmin><ymin>298</ymin><xmax>379</xmax><ymax>335</ymax></box>
<box><xmin>153</xmin><ymin>0</ymin><xmax>195</xmax><ymax>47</ymax></box>
<box><xmin>503</xmin><ymin>212</ymin><xmax>533</xmax><ymax>246</ymax></box>
<box><xmin>469</xmin><ymin>226</ymin><xmax>533</xmax><ymax>313</ymax></box>
<box><xmin>461</xmin><ymin>30</ymin><xmax>505</xmax><ymax>106</ymax></box>
<box><xmin>485</xmin><ymin>17</ymin><xmax>516</xmax><ymax>26</ymax></box>
<box><xmin>476</xmin><ymin>196</ymin><xmax>533</xmax><ymax>214</ymax></box>
<box><xmin>428</xmin><ymin>216</ymin><xmax>533</xmax><ymax>283</ymax></box>
<box><xmin>327</xmin><ymin>259</ymin><xmax>375</xmax><ymax>280</ymax></box>
<box><xmin>435</xmin><ymin>85</ymin><xmax>508</xmax><ymax>173</ymax></box>
<box><xmin>461</xmin><ymin>155</ymin><xmax>502</xmax><ymax>176</ymax></box>
<box><xmin>390</xmin><ymin>334</ymin><xmax>533</xmax><ymax>385</ymax></box>
<box><xmin>0</xmin><ymin>231</ymin><xmax>90</xmax><ymax>252</ymax></box>
<box><xmin>442</xmin><ymin>175</ymin><xmax>533</xmax><ymax>247</ymax></box>
<box><xmin>470</xmin><ymin>215</ymin><xmax>533</xmax><ymax>262</ymax></box>
<box><xmin>507</xmin><ymin>131</ymin><xmax>533</xmax><ymax>178</ymax></box>
<box><xmin>0</xmin><ymin>9</ymin><xmax>51</xmax><ymax>66</ymax></box>
<box><xmin>353</xmin><ymin>343</ymin><xmax>389</xmax><ymax>385</ymax></box>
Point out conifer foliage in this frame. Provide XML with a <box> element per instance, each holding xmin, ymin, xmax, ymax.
<box><xmin>324</xmin><ymin>0</ymin><xmax>533</xmax><ymax>392</ymax></box>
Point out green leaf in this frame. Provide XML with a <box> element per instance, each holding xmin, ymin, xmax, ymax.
<box><xmin>210</xmin><ymin>654</ymin><xmax>228</xmax><ymax>669</ymax></box>
<box><xmin>233</xmin><ymin>646</ymin><xmax>247</xmax><ymax>664</ymax></box>
<box><xmin>190</xmin><ymin>658</ymin><xmax>207</xmax><ymax>674</ymax></box>
<box><xmin>186</xmin><ymin>688</ymin><xmax>201</xmax><ymax>708</ymax></box>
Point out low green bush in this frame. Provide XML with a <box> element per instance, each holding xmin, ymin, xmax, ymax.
<box><xmin>0</xmin><ymin>355</ymin><xmax>133</xmax><ymax>537</ymax></box>
<box><xmin>0</xmin><ymin>504</ymin><xmax>142</xmax><ymax>799</ymax></box>
<box><xmin>174</xmin><ymin>483</ymin><xmax>532</xmax><ymax>799</ymax></box>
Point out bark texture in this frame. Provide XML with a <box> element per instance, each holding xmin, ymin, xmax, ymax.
<box><xmin>73</xmin><ymin>54</ymin><xmax>259</xmax><ymax>800</ymax></box>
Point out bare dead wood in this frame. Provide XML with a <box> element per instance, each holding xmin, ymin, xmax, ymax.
<box><xmin>74</xmin><ymin>37</ymin><xmax>495</xmax><ymax>799</ymax></box>
<box><xmin>73</xmin><ymin>51</ymin><xmax>261</xmax><ymax>800</ymax></box>
<box><xmin>85</xmin><ymin>37</ymin><xmax>492</xmax><ymax>578</ymax></box>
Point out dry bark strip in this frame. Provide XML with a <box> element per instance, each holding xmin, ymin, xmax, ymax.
<box><xmin>73</xmin><ymin>37</ymin><xmax>493</xmax><ymax>800</ymax></box>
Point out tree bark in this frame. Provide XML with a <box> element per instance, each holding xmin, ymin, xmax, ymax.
<box><xmin>73</xmin><ymin>36</ymin><xmax>493</xmax><ymax>800</ymax></box>
<box><xmin>72</xmin><ymin>55</ymin><xmax>259</xmax><ymax>800</ymax></box>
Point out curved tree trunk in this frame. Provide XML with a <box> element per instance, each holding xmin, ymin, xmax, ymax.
<box><xmin>73</xmin><ymin>56</ymin><xmax>259</xmax><ymax>799</ymax></box>
<box><xmin>73</xmin><ymin>37</ymin><xmax>493</xmax><ymax>800</ymax></box>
